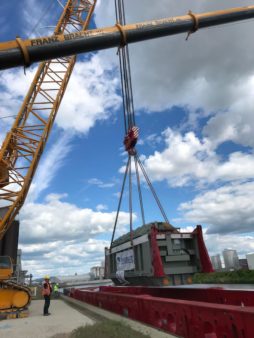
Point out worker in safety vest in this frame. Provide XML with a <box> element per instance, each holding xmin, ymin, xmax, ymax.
<box><xmin>53</xmin><ymin>283</ymin><xmax>59</xmax><ymax>298</ymax></box>
<box><xmin>42</xmin><ymin>275</ymin><xmax>52</xmax><ymax>316</ymax></box>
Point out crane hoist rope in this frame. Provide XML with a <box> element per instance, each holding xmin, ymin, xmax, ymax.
<box><xmin>110</xmin><ymin>0</ymin><xmax>172</xmax><ymax>250</ymax></box>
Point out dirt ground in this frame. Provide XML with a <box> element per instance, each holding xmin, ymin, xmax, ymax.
<box><xmin>0</xmin><ymin>299</ymin><xmax>93</xmax><ymax>338</ymax></box>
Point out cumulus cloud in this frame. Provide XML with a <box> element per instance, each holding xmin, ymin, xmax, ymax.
<box><xmin>142</xmin><ymin>128</ymin><xmax>254</xmax><ymax>187</ymax></box>
<box><xmin>56</xmin><ymin>54</ymin><xmax>121</xmax><ymax>133</ymax></box>
<box><xmin>19</xmin><ymin>193</ymin><xmax>136</xmax><ymax>276</ymax></box>
<box><xmin>87</xmin><ymin>177</ymin><xmax>116</xmax><ymax>189</ymax></box>
<box><xmin>0</xmin><ymin>53</ymin><xmax>121</xmax><ymax>136</ymax></box>
<box><xmin>96</xmin><ymin>204</ymin><xmax>108</xmax><ymax>211</ymax></box>
<box><xmin>203</xmin><ymin>75</ymin><xmax>254</xmax><ymax>147</ymax></box>
<box><xmin>179</xmin><ymin>182</ymin><xmax>254</xmax><ymax>234</ymax></box>
<box><xmin>20</xmin><ymin>193</ymin><xmax>134</xmax><ymax>244</ymax></box>
<box><xmin>204</xmin><ymin>233</ymin><xmax>254</xmax><ymax>257</ymax></box>
<box><xmin>95</xmin><ymin>0</ymin><xmax>254</xmax><ymax>147</ymax></box>
<box><xmin>20</xmin><ymin>238</ymin><xmax>108</xmax><ymax>277</ymax></box>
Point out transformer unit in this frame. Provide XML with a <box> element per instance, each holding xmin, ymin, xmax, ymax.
<box><xmin>105</xmin><ymin>222</ymin><xmax>213</xmax><ymax>286</ymax></box>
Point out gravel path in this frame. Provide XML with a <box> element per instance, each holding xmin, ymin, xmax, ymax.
<box><xmin>0</xmin><ymin>299</ymin><xmax>94</xmax><ymax>338</ymax></box>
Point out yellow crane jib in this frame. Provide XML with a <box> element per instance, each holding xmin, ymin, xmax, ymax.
<box><xmin>0</xmin><ymin>0</ymin><xmax>97</xmax><ymax>241</ymax></box>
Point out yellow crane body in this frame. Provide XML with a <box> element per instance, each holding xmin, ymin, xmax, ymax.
<box><xmin>0</xmin><ymin>256</ymin><xmax>31</xmax><ymax>317</ymax></box>
<box><xmin>0</xmin><ymin>0</ymin><xmax>96</xmax><ymax>240</ymax></box>
<box><xmin>0</xmin><ymin>0</ymin><xmax>96</xmax><ymax>318</ymax></box>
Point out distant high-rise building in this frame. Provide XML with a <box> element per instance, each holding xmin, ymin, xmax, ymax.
<box><xmin>211</xmin><ymin>254</ymin><xmax>222</xmax><ymax>271</ymax></box>
<box><xmin>223</xmin><ymin>249</ymin><xmax>239</xmax><ymax>271</ymax></box>
<box><xmin>246</xmin><ymin>253</ymin><xmax>254</xmax><ymax>270</ymax></box>
<box><xmin>239</xmin><ymin>258</ymin><xmax>249</xmax><ymax>270</ymax></box>
<box><xmin>90</xmin><ymin>266</ymin><xmax>105</xmax><ymax>280</ymax></box>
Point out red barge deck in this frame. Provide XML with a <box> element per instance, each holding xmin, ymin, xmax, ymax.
<box><xmin>70</xmin><ymin>285</ymin><xmax>254</xmax><ymax>338</ymax></box>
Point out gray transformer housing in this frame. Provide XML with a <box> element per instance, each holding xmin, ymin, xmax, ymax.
<box><xmin>105</xmin><ymin>222</ymin><xmax>205</xmax><ymax>286</ymax></box>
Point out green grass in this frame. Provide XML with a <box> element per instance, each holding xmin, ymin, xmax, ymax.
<box><xmin>70</xmin><ymin>320</ymin><xmax>151</xmax><ymax>338</ymax></box>
<box><xmin>193</xmin><ymin>270</ymin><xmax>254</xmax><ymax>284</ymax></box>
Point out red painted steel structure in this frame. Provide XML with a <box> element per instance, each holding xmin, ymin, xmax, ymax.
<box><xmin>150</xmin><ymin>226</ymin><xmax>165</xmax><ymax>278</ymax></box>
<box><xmin>194</xmin><ymin>225</ymin><xmax>214</xmax><ymax>273</ymax></box>
<box><xmin>71</xmin><ymin>286</ymin><xmax>254</xmax><ymax>338</ymax></box>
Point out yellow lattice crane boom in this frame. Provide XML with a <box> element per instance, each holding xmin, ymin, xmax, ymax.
<box><xmin>0</xmin><ymin>0</ymin><xmax>96</xmax><ymax>240</ymax></box>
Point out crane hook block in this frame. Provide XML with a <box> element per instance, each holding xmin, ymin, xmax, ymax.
<box><xmin>124</xmin><ymin>126</ymin><xmax>139</xmax><ymax>155</ymax></box>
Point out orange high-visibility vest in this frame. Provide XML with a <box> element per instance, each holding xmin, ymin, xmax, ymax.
<box><xmin>42</xmin><ymin>282</ymin><xmax>51</xmax><ymax>296</ymax></box>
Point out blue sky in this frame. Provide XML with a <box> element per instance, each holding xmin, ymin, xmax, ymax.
<box><xmin>1</xmin><ymin>0</ymin><xmax>254</xmax><ymax>277</ymax></box>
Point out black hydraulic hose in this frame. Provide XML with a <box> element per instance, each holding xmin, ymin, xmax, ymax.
<box><xmin>1</xmin><ymin>5</ymin><xmax>254</xmax><ymax>70</ymax></box>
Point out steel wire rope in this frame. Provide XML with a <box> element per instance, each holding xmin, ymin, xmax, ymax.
<box><xmin>134</xmin><ymin>154</ymin><xmax>145</xmax><ymax>226</ymax></box>
<box><xmin>0</xmin><ymin>115</ymin><xmax>17</xmax><ymax>120</ymax></box>
<box><xmin>110</xmin><ymin>156</ymin><xmax>130</xmax><ymax>248</ymax></box>
<box><xmin>27</xmin><ymin>0</ymin><xmax>56</xmax><ymax>37</ymax></box>
<box><xmin>121</xmin><ymin>0</ymin><xmax>136</xmax><ymax>127</ymax></box>
<box><xmin>115</xmin><ymin>0</ymin><xmax>127</xmax><ymax>133</ymax></box>
<box><xmin>128</xmin><ymin>155</ymin><xmax>133</xmax><ymax>244</ymax></box>
<box><xmin>111</xmin><ymin>0</ymin><xmax>171</xmax><ymax>249</ymax></box>
<box><xmin>111</xmin><ymin>0</ymin><xmax>141</xmax><ymax>249</ymax></box>
<box><xmin>117</xmin><ymin>0</ymin><xmax>135</xmax><ymax>129</ymax></box>
<box><xmin>136</xmin><ymin>153</ymin><xmax>170</xmax><ymax>224</ymax></box>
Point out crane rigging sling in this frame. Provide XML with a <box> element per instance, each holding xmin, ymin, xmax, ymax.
<box><xmin>110</xmin><ymin>0</ymin><xmax>173</xmax><ymax>250</ymax></box>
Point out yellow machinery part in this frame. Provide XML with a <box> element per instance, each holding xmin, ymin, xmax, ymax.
<box><xmin>0</xmin><ymin>289</ymin><xmax>30</xmax><ymax>309</ymax></box>
<box><xmin>0</xmin><ymin>267</ymin><xmax>12</xmax><ymax>280</ymax></box>
<box><xmin>0</xmin><ymin>160</ymin><xmax>8</xmax><ymax>188</ymax></box>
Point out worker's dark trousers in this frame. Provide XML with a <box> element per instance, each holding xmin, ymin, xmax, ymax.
<box><xmin>43</xmin><ymin>295</ymin><xmax>50</xmax><ymax>314</ymax></box>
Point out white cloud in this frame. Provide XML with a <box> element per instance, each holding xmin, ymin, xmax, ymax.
<box><xmin>19</xmin><ymin>193</ymin><xmax>137</xmax><ymax>276</ymax></box>
<box><xmin>57</xmin><ymin>54</ymin><xmax>121</xmax><ymax>134</ymax></box>
<box><xmin>205</xmin><ymin>233</ymin><xmax>254</xmax><ymax>258</ymax></box>
<box><xmin>142</xmin><ymin>128</ymin><xmax>254</xmax><ymax>187</ymax></box>
<box><xmin>204</xmin><ymin>75</ymin><xmax>254</xmax><ymax>147</ymax></box>
<box><xmin>23</xmin><ymin>0</ymin><xmax>59</xmax><ymax>37</ymax></box>
<box><xmin>0</xmin><ymin>53</ymin><xmax>121</xmax><ymax>135</ymax></box>
<box><xmin>96</xmin><ymin>204</ymin><xmax>108</xmax><ymax>211</ymax></box>
<box><xmin>20</xmin><ymin>238</ymin><xmax>108</xmax><ymax>277</ymax></box>
<box><xmin>179</xmin><ymin>182</ymin><xmax>254</xmax><ymax>234</ymax></box>
<box><xmin>27</xmin><ymin>133</ymin><xmax>72</xmax><ymax>202</ymax></box>
<box><xmin>20</xmin><ymin>193</ymin><xmax>134</xmax><ymax>244</ymax></box>
<box><xmin>139</xmin><ymin>133</ymin><xmax>163</xmax><ymax>149</ymax></box>
<box><xmin>87</xmin><ymin>177</ymin><xmax>116</xmax><ymax>189</ymax></box>
<box><xmin>95</xmin><ymin>0</ymin><xmax>254</xmax><ymax>148</ymax></box>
